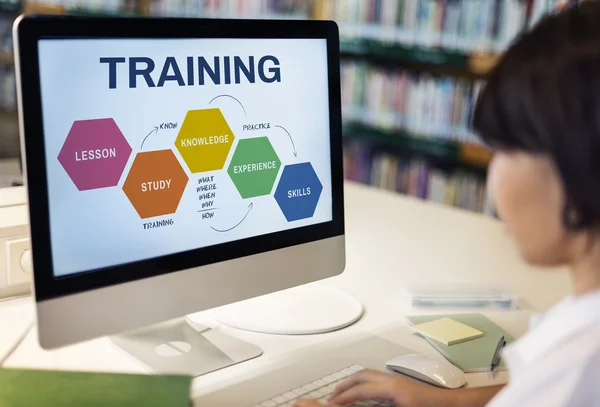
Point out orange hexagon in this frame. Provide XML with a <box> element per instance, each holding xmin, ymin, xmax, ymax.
<box><xmin>123</xmin><ymin>150</ymin><xmax>189</xmax><ymax>219</ymax></box>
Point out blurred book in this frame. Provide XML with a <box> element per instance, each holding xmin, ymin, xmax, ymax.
<box><xmin>0</xmin><ymin>368</ymin><xmax>192</xmax><ymax>407</ymax></box>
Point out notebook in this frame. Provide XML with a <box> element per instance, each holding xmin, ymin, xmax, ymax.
<box><xmin>0</xmin><ymin>368</ymin><xmax>192</xmax><ymax>407</ymax></box>
<box><xmin>412</xmin><ymin>317</ymin><xmax>484</xmax><ymax>345</ymax></box>
<box><xmin>407</xmin><ymin>313</ymin><xmax>515</xmax><ymax>372</ymax></box>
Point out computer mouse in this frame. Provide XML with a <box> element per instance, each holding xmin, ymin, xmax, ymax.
<box><xmin>385</xmin><ymin>354</ymin><xmax>467</xmax><ymax>389</ymax></box>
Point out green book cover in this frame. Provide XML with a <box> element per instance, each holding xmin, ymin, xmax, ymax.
<box><xmin>0</xmin><ymin>368</ymin><xmax>192</xmax><ymax>407</ymax></box>
<box><xmin>407</xmin><ymin>313</ymin><xmax>515</xmax><ymax>372</ymax></box>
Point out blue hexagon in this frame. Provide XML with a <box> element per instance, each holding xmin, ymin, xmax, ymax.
<box><xmin>274</xmin><ymin>162</ymin><xmax>323</xmax><ymax>222</ymax></box>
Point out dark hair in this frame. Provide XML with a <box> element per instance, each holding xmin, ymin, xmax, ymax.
<box><xmin>472</xmin><ymin>1</ymin><xmax>600</xmax><ymax>229</ymax></box>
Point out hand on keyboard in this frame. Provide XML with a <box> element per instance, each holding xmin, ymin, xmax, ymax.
<box><xmin>292</xmin><ymin>368</ymin><xmax>447</xmax><ymax>407</ymax></box>
<box><xmin>255</xmin><ymin>366</ymin><xmax>393</xmax><ymax>407</ymax></box>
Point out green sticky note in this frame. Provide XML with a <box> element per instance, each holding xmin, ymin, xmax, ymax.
<box><xmin>0</xmin><ymin>368</ymin><xmax>192</xmax><ymax>407</ymax></box>
<box><xmin>407</xmin><ymin>313</ymin><xmax>515</xmax><ymax>372</ymax></box>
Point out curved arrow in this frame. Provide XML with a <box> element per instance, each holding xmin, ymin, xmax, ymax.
<box><xmin>209</xmin><ymin>94</ymin><xmax>247</xmax><ymax>117</ymax></box>
<box><xmin>140</xmin><ymin>126</ymin><xmax>159</xmax><ymax>150</ymax></box>
<box><xmin>210</xmin><ymin>202</ymin><xmax>253</xmax><ymax>232</ymax></box>
<box><xmin>274</xmin><ymin>125</ymin><xmax>297</xmax><ymax>157</ymax></box>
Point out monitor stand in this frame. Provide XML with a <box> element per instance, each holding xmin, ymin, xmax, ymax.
<box><xmin>110</xmin><ymin>284</ymin><xmax>362</xmax><ymax>376</ymax></box>
<box><xmin>110</xmin><ymin>318</ymin><xmax>262</xmax><ymax>377</ymax></box>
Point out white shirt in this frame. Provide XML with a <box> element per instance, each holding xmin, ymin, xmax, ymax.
<box><xmin>487</xmin><ymin>290</ymin><xmax>600</xmax><ymax>407</ymax></box>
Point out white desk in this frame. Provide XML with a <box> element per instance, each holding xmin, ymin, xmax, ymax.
<box><xmin>0</xmin><ymin>182</ymin><xmax>572</xmax><ymax>401</ymax></box>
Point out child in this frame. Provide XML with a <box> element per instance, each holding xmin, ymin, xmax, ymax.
<box><xmin>297</xmin><ymin>2</ymin><xmax>600</xmax><ymax>406</ymax></box>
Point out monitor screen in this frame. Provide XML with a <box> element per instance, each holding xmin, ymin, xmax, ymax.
<box><xmin>37</xmin><ymin>38</ymin><xmax>332</xmax><ymax>277</ymax></box>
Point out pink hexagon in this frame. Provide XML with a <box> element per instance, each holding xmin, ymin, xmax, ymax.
<box><xmin>58</xmin><ymin>118</ymin><xmax>132</xmax><ymax>191</ymax></box>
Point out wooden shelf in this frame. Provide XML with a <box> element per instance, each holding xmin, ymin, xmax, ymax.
<box><xmin>23</xmin><ymin>2</ymin><xmax>64</xmax><ymax>14</ymax></box>
<box><xmin>340</xmin><ymin>39</ymin><xmax>499</xmax><ymax>77</ymax></box>
<box><xmin>0</xmin><ymin>51</ymin><xmax>14</xmax><ymax>65</ymax></box>
<box><xmin>470</xmin><ymin>53</ymin><xmax>500</xmax><ymax>75</ymax></box>
<box><xmin>23</xmin><ymin>3</ymin><xmax>140</xmax><ymax>16</ymax></box>
<box><xmin>459</xmin><ymin>143</ymin><xmax>493</xmax><ymax>168</ymax></box>
<box><xmin>0</xmin><ymin>108</ymin><xmax>20</xmax><ymax>161</ymax></box>
<box><xmin>0</xmin><ymin>107</ymin><xmax>19</xmax><ymax>128</ymax></box>
<box><xmin>343</xmin><ymin>121</ymin><xmax>490</xmax><ymax>172</ymax></box>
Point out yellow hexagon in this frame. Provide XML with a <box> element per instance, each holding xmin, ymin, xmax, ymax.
<box><xmin>175</xmin><ymin>108</ymin><xmax>235</xmax><ymax>173</ymax></box>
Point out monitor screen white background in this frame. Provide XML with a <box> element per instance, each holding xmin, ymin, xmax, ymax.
<box><xmin>37</xmin><ymin>38</ymin><xmax>332</xmax><ymax>277</ymax></box>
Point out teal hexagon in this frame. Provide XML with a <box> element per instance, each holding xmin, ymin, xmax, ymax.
<box><xmin>228</xmin><ymin>137</ymin><xmax>281</xmax><ymax>199</ymax></box>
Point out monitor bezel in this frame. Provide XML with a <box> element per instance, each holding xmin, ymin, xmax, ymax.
<box><xmin>16</xmin><ymin>15</ymin><xmax>344</xmax><ymax>302</ymax></box>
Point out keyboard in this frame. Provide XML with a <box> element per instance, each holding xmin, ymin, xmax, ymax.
<box><xmin>253</xmin><ymin>365</ymin><xmax>393</xmax><ymax>407</ymax></box>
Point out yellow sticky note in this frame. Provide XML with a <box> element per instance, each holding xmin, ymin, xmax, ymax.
<box><xmin>412</xmin><ymin>317</ymin><xmax>484</xmax><ymax>345</ymax></box>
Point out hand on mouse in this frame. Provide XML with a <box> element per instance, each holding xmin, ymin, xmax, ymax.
<box><xmin>292</xmin><ymin>369</ymin><xmax>445</xmax><ymax>407</ymax></box>
<box><xmin>295</xmin><ymin>370</ymin><xmax>501</xmax><ymax>407</ymax></box>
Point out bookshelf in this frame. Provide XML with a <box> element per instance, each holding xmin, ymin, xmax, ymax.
<box><xmin>330</xmin><ymin>0</ymin><xmax>577</xmax><ymax>214</ymax></box>
<box><xmin>340</xmin><ymin>39</ymin><xmax>498</xmax><ymax>78</ymax></box>
<box><xmin>344</xmin><ymin>122</ymin><xmax>490</xmax><ymax>171</ymax></box>
<box><xmin>335</xmin><ymin>0</ymin><xmax>572</xmax><ymax>213</ymax></box>
<box><xmin>0</xmin><ymin>0</ymin><xmax>568</xmax><ymax>213</ymax></box>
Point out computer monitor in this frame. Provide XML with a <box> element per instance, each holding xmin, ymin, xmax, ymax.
<box><xmin>13</xmin><ymin>15</ymin><xmax>345</xmax><ymax>359</ymax></box>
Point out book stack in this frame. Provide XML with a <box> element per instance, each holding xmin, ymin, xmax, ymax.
<box><xmin>344</xmin><ymin>139</ymin><xmax>493</xmax><ymax>215</ymax></box>
<box><xmin>341</xmin><ymin>60</ymin><xmax>484</xmax><ymax>145</ymax></box>
<box><xmin>150</xmin><ymin>0</ymin><xmax>311</xmax><ymax>19</ymax></box>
